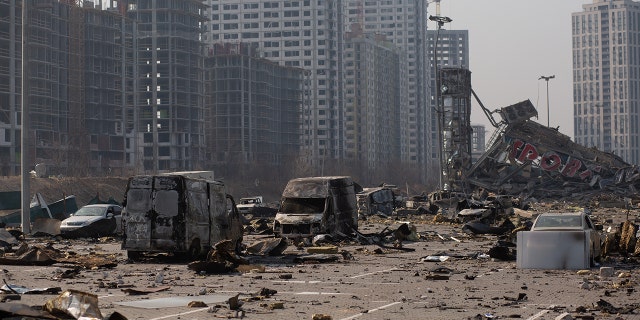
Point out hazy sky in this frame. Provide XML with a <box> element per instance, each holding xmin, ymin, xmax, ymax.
<box><xmin>433</xmin><ymin>0</ymin><xmax>587</xmax><ymax>139</ymax></box>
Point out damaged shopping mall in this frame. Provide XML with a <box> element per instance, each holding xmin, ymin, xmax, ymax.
<box><xmin>435</xmin><ymin>67</ymin><xmax>640</xmax><ymax>202</ymax></box>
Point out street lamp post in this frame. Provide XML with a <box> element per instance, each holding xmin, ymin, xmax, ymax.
<box><xmin>429</xmin><ymin>14</ymin><xmax>452</xmax><ymax>190</ymax></box>
<box><xmin>539</xmin><ymin>75</ymin><xmax>555</xmax><ymax>127</ymax></box>
<box><xmin>21</xmin><ymin>0</ymin><xmax>30</xmax><ymax>234</ymax></box>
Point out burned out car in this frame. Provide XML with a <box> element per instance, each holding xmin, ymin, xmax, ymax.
<box><xmin>517</xmin><ymin>212</ymin><xmax>603</xmax><ymax>269</ymax></box>
<box><xmin>236</xmin><ymin>196</ymin><xmax>263</xmax><ymax>215</ymax></box>
<box><xmin>356</xmin><ymin>187</ymin><xmax>395</xmax><ymax>217</ymax></box>
<box><xmin>274</xmin><ymin>176</ymin><xmax>359</xmax><ymax>238</ymax></box>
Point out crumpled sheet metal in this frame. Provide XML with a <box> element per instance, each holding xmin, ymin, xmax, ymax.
<box><xmin>44</xmin><ymin>289</ymin><xmax>103</xmax><ymax>320</ymax></box>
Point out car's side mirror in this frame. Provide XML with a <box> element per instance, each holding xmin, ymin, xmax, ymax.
<box><xmin>595</xmin><ymin>224</ymin><xmax>604</xmax><ymax>231</ymax></box>
<box><xmin>107</xmin><ymin>213</ymin><xmax>114</xmax><ymax>218</ymax></box>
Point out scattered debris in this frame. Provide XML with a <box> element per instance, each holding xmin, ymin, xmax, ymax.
<box><xmin>121</xmin><ymin>286</ymin><xmax>171</xmax><ymax>295</ymax></box>
<box><xmin>245</xmin><ymin>238</ymin><xmax>288</xmax><ymax>256</ymax></box>
<box><xmin>44</xmin><ymin>289</ymin><xmax>103</xmax><ymax>320</ymax></box>
<box><xmin>0</xmin><ymin>284</ymin><xmax>61</xmax><ymax>295</ymax></box>
<box><xmin>116</xmin><ymin>294</ymin><xmax>237</xmax><ymax>309</ymax></box>
<box><xmin>188</xmin><ymin>240</ymin><xmax>249</xmax><ymax>274</ymax></box>
<box><xmin>425</xmin><ymin>267</ymin><xmax>453</xmax><ymax>280</ymax></box>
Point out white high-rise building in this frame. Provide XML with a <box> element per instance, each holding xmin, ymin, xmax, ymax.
<box><xmin>344</xmin><ymin>1</ymin><xmax>431</xmax><ymax>174</ymax></box>
<box><xmin>573</xmin><ymin>0</ymin><xmax>640</xmax><ymax>164</ymax></box>
<box><xmin>202</xmin><ymin>1</ymin><xmax>345</xmax><ymax>169</ymax></box>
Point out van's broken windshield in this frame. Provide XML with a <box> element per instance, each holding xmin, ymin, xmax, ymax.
<box><xmin>280</xmin><ymin>198</ymin><xmax>326</xmax><ymax>214</ymax></box>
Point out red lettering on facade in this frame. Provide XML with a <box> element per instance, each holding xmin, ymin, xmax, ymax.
<box><xmin>540</xmin><ymin>152</ymin><xmax>562</xmax><ymax>171</ymax></box>
<box><xmin>510</xmin><ymin>140</ymin><xmax>524</xmax><ymax>160</ymax></box>
<box><xmin>517</xmin><ymin>143</ymin><xmax>539</xmax><ymax>162</ymax></box>
<box><xmin>561</xmin><ymin>158</ymin><xmax>583</xmax><ymax>177</ymax></box>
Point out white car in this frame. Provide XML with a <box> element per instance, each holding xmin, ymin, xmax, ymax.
<box><xmin>530</xmin><ymin>212</ymin><xmax>603</xmax><ymax>259</ymax></box>
<box><xmin>60</xmin><ymin>204</ymin><xmax>123</xmax><ymax>235</ymax></box>
<box><xmin>236</xmin><ymin>196</ymin><xmax>263</xmax><ymax>215</ymax></box>
<box><xmin>518</xmin><ymin>212</ymin><xmax>603</xmax><ymax>269</ymax></box>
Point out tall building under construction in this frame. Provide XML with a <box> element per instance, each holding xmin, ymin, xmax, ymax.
<box><xmin>0</xmin><ymin>0</ymin><xmax>134</xmax><ymax>176</ymax></box>
<box><xmin>0</xmin><ymin>0</ymin><xmax>213</xmax><ymax>175</ymax></box>
<box><xmin>125</xmin><ymin>0</ymin><xmax>207</xmax><ymax>172</ymax></box>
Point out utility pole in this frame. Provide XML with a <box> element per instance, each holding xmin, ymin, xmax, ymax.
<box><xmin>539</xmin><ymin>75</ymin><xmax>555</xmax><ymax>127</ymax></box>
<box><xmin>21</xmin><ymin>0</ymin><xmax>30</xmax><ymax>234</ymax></box>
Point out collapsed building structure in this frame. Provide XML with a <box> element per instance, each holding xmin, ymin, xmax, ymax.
<box><xmin>466</xmin><ymin>102</ymin><xmax>633</xmax><ymax>199</ymax></box>
<box><xmin>434</xmin><ymin>67</ymin><xmax>640</xmax><ymax>207</ymax></box>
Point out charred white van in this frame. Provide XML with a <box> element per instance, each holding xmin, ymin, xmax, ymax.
<box><xmin>121</xmin><ymin>171</ymin><xmax>243</xmax><ymax>260</ymax></box>
<box><xmin>273</xmin><ymin>176</ymin><xmax>359</xmax><ymax>238</ymax></box>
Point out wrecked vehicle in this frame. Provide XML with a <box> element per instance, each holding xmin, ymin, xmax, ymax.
<box><xmin>121</xmin><ymin>171</ymin><xmax>243</xmax><ymax>260</ymax></box>
<box><xmin>236</xmin><ymin>196</ymin><xmax>263</xmax><ymax>215</ymax></box>
<box><xmin>59</xmin><ymin>204</ymin><xmax>122</xmax><ymax>236</ymax></box>
<box><xmin>273</xmin><ymin>176</ymin><xmax>359</xmax><ymax>238</ymax></box>
<box><xmin>357</xmin><ymin>187</ymin><xmax>395</xmax><ymax>217</ymax></box>
<box><xmin>517</xmin><ymin>212</ymin><xmax>603</xmax><ymax>269</ymax></box>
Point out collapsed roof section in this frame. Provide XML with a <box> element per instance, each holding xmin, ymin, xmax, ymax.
<box><xmin>466</xmin><ymin>100</ymin><xmax>636</xmax><ymax>198</ymax></box>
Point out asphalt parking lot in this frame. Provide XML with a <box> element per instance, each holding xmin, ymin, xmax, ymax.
<box><xmin>3</xmin><ymin>215</ymin><xmax>640</xmax><ymax>320</ymax></box>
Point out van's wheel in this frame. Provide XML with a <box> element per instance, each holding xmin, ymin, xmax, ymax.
<box><xmin>127</xmin><ymin>250</ymin><xmax>141</xmax><ymax>261</ymax></box>
<box><xmin>188</xmin><ymin>239</ymin><xmax>201</xmax><ymax>260</ymax></box>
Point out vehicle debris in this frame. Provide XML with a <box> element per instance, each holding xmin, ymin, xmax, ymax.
<box><xmin>274</xmin><ymin>176</ymin><xmax>361</xmax><ymax>239</ymax></box>
<box><xmin>122</xmin><ymin>171</ymin><xmax>244</xmax><ymax>261</ymax></box>
<box><xmin>517</xmin><ymin>212</ymin><xmax>602</xmax><ymax>269</ymax></box>
<box><xmin>356</xmin><ymin>186</ymin><xmax>396</xmax><ymax>218</ymax></box>
<box><xmin>245</xmin><ymin>238</ymin><xmax>288</xmax><ymax>256</ymax></box>
<box><xmin>43</xmin><ymin>289</ymin><xmax>104</xmax><ymax>320</ymax></box>
<box><xmin>237</xmin><ymin>196</ymin><xmax>270</xmax><ymax>216</ymax></box>
<box><xmin>188</xmin><ymin>240</ymin><xmax>249</xmax><ymax>274</ymax></box>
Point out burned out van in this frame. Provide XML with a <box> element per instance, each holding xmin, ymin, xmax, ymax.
<box><xmin>121</xmin><ymin>171</ymin><xmax>243</xmax><ymax>260</ymax></box>
<box><xmin>273</xmin><ymin>176</ymin><xmax>359</xmax><ymax>238</ymax></box>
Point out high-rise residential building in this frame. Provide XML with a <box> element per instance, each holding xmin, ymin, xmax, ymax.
<box><xmin>202</xmin><ymin>0</ymin><xmax>345</xmax><ymax>169</ymax></box>
<box><xmin>126</xmin><ymin>0</ymin><xmax>207</xmax><ymax>172</ymax></box>
<box><xmin>204</xmin><ymin>43</ymin><xmax>304</xmax><ymax>167</ymax></box>
<box><xmin>344</xmin><ymin>1</ymin><xmax>430</xmax><ymax>174</ymax></box>
<box><xmin>343</xmin><ymin>30</ymin><xmax>403</xmax><ymax>171</ymax></box>
<box><xmin>573</xmin><ymin>0</ymin><xmax>640</xmax><ymax>164</ymax></box>
<box><xmin>427</xmin><ymin>29</ymin><xmax>469</xmax><ymax>168</ymax></box>
<box><xmin>0</xmin><ymin>0</ymin><xmax>133</xmax><ymax>176</ymax></box>
<box><xmin>471</xmin><ymin>124</ymin><xmax>486</xmax><ymax>163</ymax></box>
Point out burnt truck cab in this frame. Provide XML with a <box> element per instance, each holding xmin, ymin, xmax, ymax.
<box><xmin>273</xmin><ymin>176</ymin><xmax>359</xmax><ymax>238</ymax></box>
<box><xmin>121</xmin><ymin>171</ymin><xmax>243</xmax><ymax>260</ymax></box>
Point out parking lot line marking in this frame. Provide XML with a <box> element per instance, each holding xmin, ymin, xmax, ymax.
<box><xmin>270</xmin><ymin>280</ymin><xmax>399</xmax><ymax>285</ymax></box>
<box><xmin>295</xmin><ymin>291</ymin><xmax>350</xmax><ymax>295</ymax></box>
<box><xmin>338</xmin><ymin>301</ymin><xmax>402</xmax><ymax>320</ymax></box>
<box><xmin>526</xmin><ymin>306</ymin><xmax>555</xmax><ymax>320</ymax></box>
<box><xmin>350</xmin><ymin>267</ymin><xmax>398</xmax><ymax>279</ymax></box>
<box><xmin>271</xmin><ymin>280</ymin><xmax>323</xmax><ymax>284</ymax></box>
<box><xmin>148</xmin><ymin>307</ymin><xmax>209</xmax><ymax>320</ymax></box>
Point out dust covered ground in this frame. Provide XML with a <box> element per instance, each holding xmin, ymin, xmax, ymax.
<box><xmin>2</xmin><ymin>205</ymin><xmax>640</xmax><ymax>320</ymax></box>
